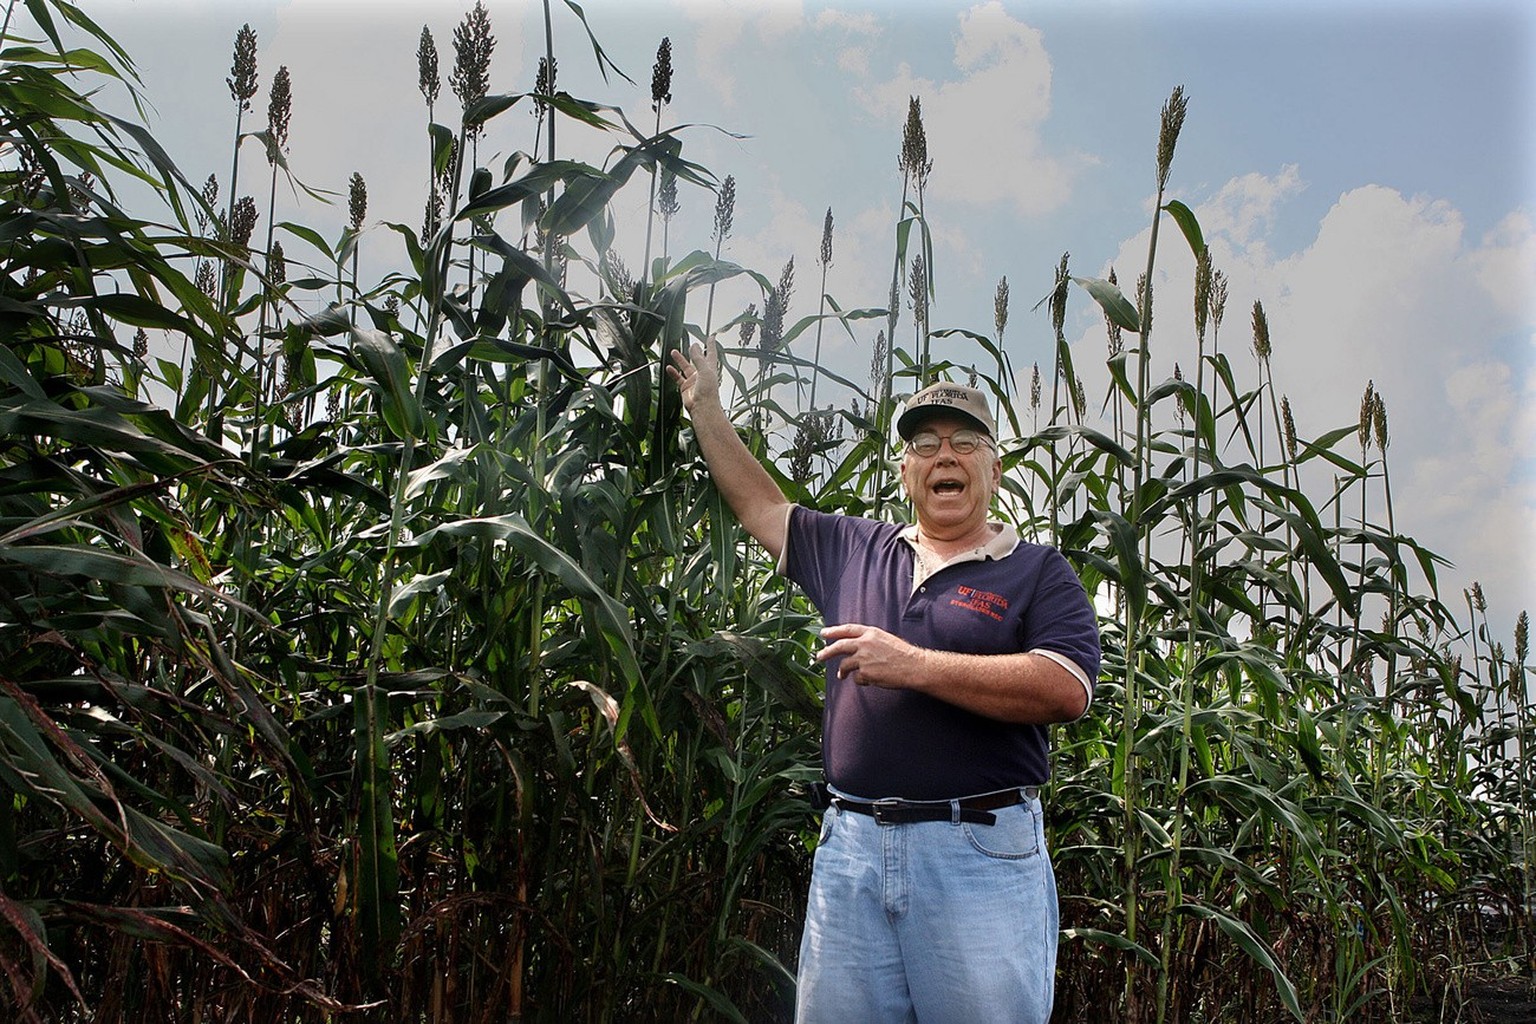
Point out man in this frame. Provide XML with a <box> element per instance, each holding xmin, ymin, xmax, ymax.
<box><xmin>668</xmin><ymin>335</ymin><xmax>1100</xmax><ymax>1023</ymax></box>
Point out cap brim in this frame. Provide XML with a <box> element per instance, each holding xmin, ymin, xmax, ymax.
<box><xmin>896</xmin><ymin>406</ymin><xmax>992</xmax><ymax>440</ymax></box>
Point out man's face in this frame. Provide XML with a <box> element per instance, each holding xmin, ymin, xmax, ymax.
<box><xmin>899</xmin><ymin>413</ymin><xmax>1001</xmax><ymax>541</ymax></box>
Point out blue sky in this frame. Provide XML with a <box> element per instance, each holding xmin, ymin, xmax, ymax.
<box><xmin>70</xmin><ymin>0</ymin><xmax>1536</xmax><ymax>643</ymax></box>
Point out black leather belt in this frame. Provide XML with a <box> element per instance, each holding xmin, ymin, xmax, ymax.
<box><xmin>813</xmin><ymin>785</ymin><xmax>1039</xmax><ymax>827</ymax></box>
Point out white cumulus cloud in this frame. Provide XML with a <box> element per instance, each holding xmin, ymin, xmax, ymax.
<box><xmin>855</xmin><ymin>2</ymin><xmax>1084</xmax><ymax>217</ymax></box>
<box><xmin>1088</xmin><ymin>172</ymin><xmax>1536</xmax><ymax>632</ymax></box>
<box><xmin>679</xmin><ymin>0</ymin><xmax>805</xmax><ymax>107</ymax></box>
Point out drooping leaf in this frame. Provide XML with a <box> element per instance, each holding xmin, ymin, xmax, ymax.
<box><xmin>1071</xmin><ymin>276</ymin><xmax>1141</xmax><ymax>333</ymax></box>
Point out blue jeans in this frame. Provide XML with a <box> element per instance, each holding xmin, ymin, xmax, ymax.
<box><xmin>794</xmin><ymin>791</ymin><xmax>1058</xmax><ymax>1024</ymax></box>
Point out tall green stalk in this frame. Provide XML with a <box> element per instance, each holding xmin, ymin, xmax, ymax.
<box><xmin>1160</xmin><ymin>245</ymin><xmax>1213</xmax><ymax>1022</ymax></box>
<box><xmin>1123</xmin><ymin>86</ymin><xmax>1187</xmax><ymax>1017</ymax></box>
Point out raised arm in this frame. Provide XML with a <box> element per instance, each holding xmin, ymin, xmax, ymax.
<box><xmin>667</xmin><ymin>335</ymin><xmax>792</xmax><ymax>562</ymax></box>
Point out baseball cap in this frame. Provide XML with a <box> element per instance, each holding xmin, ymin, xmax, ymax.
<box><xmin>896</xmin><ymin>382</ymin><xmax>997</xmax><ymax>440</ymax></box>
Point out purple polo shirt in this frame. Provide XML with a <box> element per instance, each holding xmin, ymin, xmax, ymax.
<box><xmin>784</xmin><ymin>505</ymin><xmax>1101</xmax><ymax>799</ymax></box>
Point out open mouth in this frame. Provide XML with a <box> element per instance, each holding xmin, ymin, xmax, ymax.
<box><xmin>933</xmin><ymin>480</ymin><xmax>965</xmax><ymax>495</ymax></box>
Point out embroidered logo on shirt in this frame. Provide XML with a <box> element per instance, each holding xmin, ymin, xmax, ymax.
<box><xmin>950</xmin><ymin>585</ymin><xmax>1008</xmax><ymax>622</ymax></box>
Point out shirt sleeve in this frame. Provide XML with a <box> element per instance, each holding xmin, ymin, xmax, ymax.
<box><xmin>773</xmin><ymin>504</ymin><xmax>796</xmax><ymax>576</ymax></box>
<box><xmin>1029</xmin><ymin>648</ymin><xmax>1094</xmax><ymax>717</ymax></box>
<box><xmin>1021</xmin><ymin>547</ymin><xmax>1102</xmax><ymax>702</ymax></box>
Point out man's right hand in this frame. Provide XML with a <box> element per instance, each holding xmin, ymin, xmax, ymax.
<box><xmin>663</xmin><ymin>331</ymin><xmax>790</xmax><ymax>562</ymax></box>
<box><xmin>667</xmin><ymin>333</ymin><xmax>722</xmax><ymax>414</ymax></box>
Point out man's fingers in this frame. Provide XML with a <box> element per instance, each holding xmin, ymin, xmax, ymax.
<box><xmin>817</xmin><ymin>641</ymin><xmax>854</xmax><ymax>666</ymax></box>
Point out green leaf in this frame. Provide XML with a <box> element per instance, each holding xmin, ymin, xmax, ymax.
<box><xmin>1071</xmin><ymin>276</ymin><xmax>1141</xmax><ymax>333</ymax></box>
<box><xmin>82</xmin><ymin>292</ymin><xmax>198</xmax><ymax>334</ymax></box>
<box><xmin>386</xmin><ymin>570</ymin><xmax>452</xmax><ymax>620</ymax></box>
<box><xmin>415</xmin><ymin>515</ymin><xmax>640</xmax><ymax>687</ymax></box>
<box><xmin>1162</xmin><ymin>199</ymin><xmax>1206</xmax><ymax>258</ymax></box>
<box><xmin>386</xmin><ymin>710</ymin><xmax>507</xmax><ymax>744</ymax></box>
<box><xmin>350</xmin><ymin>327</ymin><xmax>423</xmax><ymax>441</ymax></box>
<box><xmin>1178</xmin><ymin>903</ymin><xmax>1304</xmax><ymax>1020</ymax></box>
<box><xmin>660</xmin><ymin>974</ymin><xmax>750</xmax><ymax>1024</ymax></box>
<box><xmin>1061</xmin><ymin>927</ymin><xmax>1159</xmax><ymax>966</ymax></box>
<box><xmin>0</xmin><ymin>343</ymin><xmax>46</xmax><ymax>399</ymax></box>
<box><xmin>0</xmin><ymin>543</ymin><xmax>246</xmax><ymax>611</ymax></box>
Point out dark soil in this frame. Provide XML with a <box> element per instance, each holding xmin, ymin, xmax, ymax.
<box><xmin>1410</xmin><ymin>976</ymin><xmax>1536</xmax><ymax>1023</ymax></box>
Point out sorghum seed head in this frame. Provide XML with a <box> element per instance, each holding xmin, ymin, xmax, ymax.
<box><xmin>1156</xmin><ymin>85</ymin><xmax>1188</xmax><ymax>191</ymax></box>
<box><xmin>268</xmin><ymin>239</ymin><xmax>286</xmax><ymax>286</ymax></box>
<box><xmin>418</xmin><ymin>26</ymin><xmax>440</xmax><ymax>108</ymax></box>
<box><xmin>739</xmin><ymin>303</ymin><xmax>758</xmax><ymax>348</ymax></box>
<box><xmin>907</xmin><ymin>253</ymin><xmax>927</xmax><ymax>326</ymax></box>
<box><xmin>869</xmin><ymin>330</ymin><xmax>888</xmax><ymax>404</ymax></box>
<box><xmin>267</xmin><ymin>65</ymin><xmax>292</xmax><ymax>152</ymax></box>
<box><xmin>1138</xmin><ymin>273</ymin><xmax>1153</xmax><ymax>337</ymax></box>
<box><xmin>1250</xmin><ymin>299</ymin><xmax>1270</xmax><ymax>361</ymax></box>
<box><xmin>713</xmin><ymin>175</ymin><xmax>735</xmax><ymax>244</ymax></box>
<box><xmin>349</xmin><ymin>172</ymin><xmax>367</xmax><ymax>232</ymax></box>
<box><xmin>994</xmin><ymin>276</ymin><xmax>1010</xmax><ymax>339</ymax></box>
<box><xmin>1051</xmin><ymin>252</ymin><xmax>1069</xmax><ymax>338</ymax></box>
<box><xmin>762</xmin><ymin>259</ymin><xmax>795</xmax><ymax>352</ymax></box>
<box><xmin>231</xmin><ymin>196</ymin><xmax>258</xmax><ymax>248</ymax></box>
<box><xmin>1359</xmin><ymin>380</ymin><xmax>1375</xmax><ymax>452</ymax></box>
<box><xmin>423</xmin><ymin>188</ymin><xmax>443</xmax><ymax>243</ymax></box>
<box><xmin>68</xmin><ymin>170</ymin><xmax>95</xmax><ymax>210</ymax></box>
<box><xmin>1194</xmin><ymin>248</ymin><xmax>1212</xmax><ymax>341</ymax></box>
<box><xmin>197</xmin><ymin>174</ymin><xmax>218</xmax><ymax>234</ymax></box>
<box><xmin>228</xmin><ymin>24</ymin><xmax>258</xmax><ymax>110</ymax></box>
<box><xmin>658</xmin><ymin>167</ymin><xmax>679</xmax><ymax>220</ymax></box>
<box><xmin>601</xmin><ymin>249</ymin><xmax>633</xmax><ymax>300</ymax></box>
<box><xmin>1173</xmin><ymin>363</ymin><xmax>1185</xmax><ymax>426</ymax></box>
<box><xmin>651</xmin><ymin>37</ymin><xmax>673</xmax><ymax>109</ymax></box>
<box><xmin>1372</xmin><ymin>391</ymin><xmax>1389</xmax><ymax>452</ymax></box>
<box><xmin>535</xmin><ymin>55</ymin><xmax>556</xmax><ymax>107</ymax></box>
<box><xmin>450</xmin><ymin>1</ymin><xmax>496</xmax><ymax>138</ymax></box>
<box><xmin>437</xmin><ymin>137</ymin><xmax>459</xmax><ymax>195</ymax></box>
<box><xmin>1210</xmin><ymin>269</ymin><xmax>1229</xmax><ymax>334</ymax></box>
<box><xmin>1281</xmin><ymin>394</ymin><xmax>1298</xmax><ymax>461</ymax></box>
<box><xmin>899</xmin><ymin>96</ymin><xmax>932</xmax><ymax>187</ymax></box>
<box><xmin>777</xmin><ymin>257</ymin><xmax>796</xmax><ymax>312</ymax></box>
<box><xmin>820</xmin><ymin>207</ymin><xmax>834</xmax><ymax>269</ymax></box>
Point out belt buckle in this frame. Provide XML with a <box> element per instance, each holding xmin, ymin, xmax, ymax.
<box><xmin>871</xmin><ymin>797</ymin><xmax>903</xmax><ymax>826</ymax></box>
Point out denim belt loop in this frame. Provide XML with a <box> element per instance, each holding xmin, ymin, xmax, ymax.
<box><xmin>949</xmin><ymin>798</ymin><xmax>961</xmax><ymax>825</ymax></box>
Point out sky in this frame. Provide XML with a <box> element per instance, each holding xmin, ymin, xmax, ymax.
<box><xmin>49</xmin><ymin>0</ymin><xmax>1536</xmax><ymax>649</ymax></box>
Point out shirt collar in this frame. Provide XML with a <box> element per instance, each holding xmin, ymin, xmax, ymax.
<box><xmin>899</xmin><ymin>521</ymin><xmax>1017</xmax><ymax>559</ymax></box>
<box><xmin>900</xmin><ymin>521</ymin><xmax>1017</xmax><ymax>590</ymax></box>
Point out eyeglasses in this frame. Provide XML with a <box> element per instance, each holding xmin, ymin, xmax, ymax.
<box><xmin>905</xmin><ymin>429</ymin><xmax>993</xmax><ymax>457</ymax></box>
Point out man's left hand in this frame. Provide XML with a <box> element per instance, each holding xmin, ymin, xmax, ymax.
<box><xmin>816</xmin><ymin>623</ymin><xmax>925</xmax><ymax>689</ymax></box>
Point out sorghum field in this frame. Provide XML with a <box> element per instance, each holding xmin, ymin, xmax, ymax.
<box><xmin>1</xmin><ymin>1</ymin><xmax>1530</xmax><ymax>1021</ymax></box>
